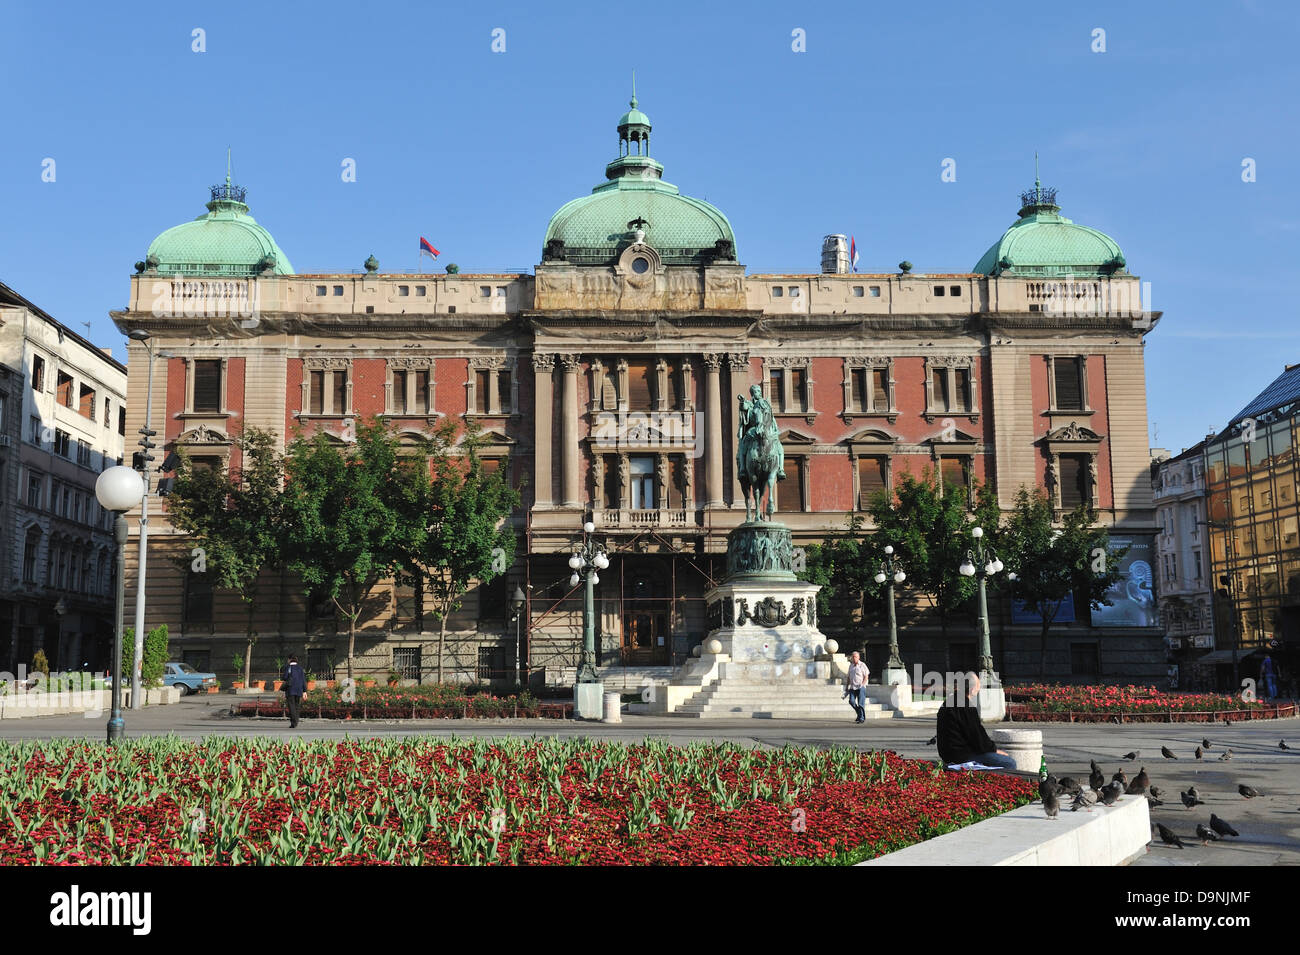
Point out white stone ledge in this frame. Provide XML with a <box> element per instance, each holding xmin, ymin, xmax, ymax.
<box><xmin>860</xmin><ymin>787</ymin><xmax>1151</xmax><ymax>866</ymax></box>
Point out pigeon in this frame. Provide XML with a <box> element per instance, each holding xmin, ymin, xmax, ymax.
<box><xmin>1100</xmin><ymin>781</ymin><xmax>1123</xmax><ymax>806</ymax></box>
<box><xmin>1057</xmin><ymin>776</ymin><xmax>1082</xmax><ymax>796</ymax></box>
<box><xmin>926</xmin><ymin>736</ymin><xmax>937</xmax><ymax>746</ymax></box>
<box><xmin>1150</xmin><ymin>786</ymin><xmax>1164</xmax><ymax>799</ymax></box>
<box><xmin>1071</xmin><ymin>789</ymin><xmax>1098</xmax><ymax>812</ymax></box>
<box><xmin>1281</xmin><ymin>740</ymin><xmax>1290</xmax><ymax>751</ymax></box>
<box><xmin>1161</xmin><ymin>746</ymin><xmax>1178</xmax><ymax>759</ymax></box>
<box><xmin>1219</xmin><ymin>749</ymin><xmax>1233</xmax><ymax>761</ymax></box>
<box><xmin>1210</xmin><ymin>814</ymin><xmax>1239</xmax><ymax>838</ymax></box>
<box><xmin>1040</xmin><ymin>780</ymin><xmax>1060</xmax><ymax>819</ymax></box>
<box><xmin>1126</xmin><ymin>768</ymin><xmax>1150</xmax><ymax>796</ymax></box>
<box><xmin>1122</xmin><ymin>751</ymin><xmax>1140</xmax><ymax>761</ymax></box>
<box><xmin>1238</xmin><ymin>784</ymin><xmax>1260</xmax><ymax>799</ymax></box>
<box><xmin>1147</xmin><ymin>794</ymin><xmax>1164</xmax><ymax>807</ymax></box>
<box><xmin>1181</xmin><ymin>790</ymin><xmax>1205</xmax><ymax>810</ymax></box>
<box><xmin>1202</xmin><ymin>739</ymin><xmax>1212</xmax><ymax>750</ymax></box>
<box><xmin>1112</xmin><ymin>769</ymin><xmax>1128</xmax><ymax>788</ymax></box>
<box><xmin>1089</xmin><ymin>761</ymin><xmax>1106</xmax><ymax>792</ymax></box>
<box><xmin>1196</xmin><ymin>823</ymin><xmax>1220</xmax><ymax>845</ymax></box>
<box><xmin>1156</xmin><ymin>823</ymin><xmax>1185</xmax><ymax>849</ymax></box>
<box><xmin>1188</xmin><ymin>785</ymin><xmax>1200</xmax><ymax>800</ymax></box>
<box><xmin>1195</xmin><ymin>746</ymin><xmax>1203</xmax><ymax>760</ymax></box>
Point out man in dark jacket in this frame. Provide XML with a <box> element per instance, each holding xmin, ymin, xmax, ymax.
<box><xmin>935</xmin><ymin>671</ymin><xmax>1015</xmax><ymax>769</ymax></box>
<box><xmin>282</xmin><ymin>655</ymin><xmax>308</xmax><ymax>729</ymax></box>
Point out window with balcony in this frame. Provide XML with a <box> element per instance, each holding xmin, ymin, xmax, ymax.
<box><xmin>629</xmin><ymin>456</ymin><xmax>655</xmax><ymax>509</ymax></box>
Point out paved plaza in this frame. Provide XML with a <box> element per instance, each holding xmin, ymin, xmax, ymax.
<box><xmin>3</xmin><ymin>696</ymin><xmax>1297</xmax><ymax>865</ymax></box>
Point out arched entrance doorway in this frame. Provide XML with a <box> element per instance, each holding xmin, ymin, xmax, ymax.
<box><xmin>621</xmin><ymin>559</ymin><xmax>669</xmax><ymax>666</ymax></box>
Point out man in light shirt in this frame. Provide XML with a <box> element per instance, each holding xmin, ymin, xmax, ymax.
<box><xmin>844</xmin><ymin>651</ymin><xmax>870</xmax><ymax>723</ymax></box>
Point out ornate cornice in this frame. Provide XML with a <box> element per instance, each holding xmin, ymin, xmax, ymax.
<box><xmin>303</xmin><ymin>356</ymin><xmax>350</xmax><ymax>370</ymax></box>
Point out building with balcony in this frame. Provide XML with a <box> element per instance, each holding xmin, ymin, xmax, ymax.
<box><xmin>109</xmin><ymin>95</ymin><xmax>1163</xmax><ymax>686</ymax></box>
<box><xmin>0</xmin><ymin>282</ymin><xmax>128</xmax><ymax>673</ymax></box>
<box><xmin>1202</xmin><ymin>363</ymin><xmax>1300</xmax><ymax>694</ymax></box>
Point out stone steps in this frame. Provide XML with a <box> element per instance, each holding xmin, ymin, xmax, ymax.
<box><xmin>598</xmin><ymin>667</ymin><xmax>674</xmax><ymax>691</ymax></box>
<box><xmin>676</xmin><ymin>679</ymin><xmax>894</xmax><ymax>720</ymax></box>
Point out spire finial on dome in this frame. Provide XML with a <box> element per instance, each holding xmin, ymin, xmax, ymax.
<box><xmin>226</xmin><ymin>146</ymin><xmax>232</xmax><ymax>188</ymax></box>
<box><xmin>630</xmin><ymin>69</ymin><xmax>637</xmax><ymax>109</ymax></box>
<box><xmin>1034</xmin><ymin>151</ymin><xmax>1040</xmax><ymax>196</ymax></box>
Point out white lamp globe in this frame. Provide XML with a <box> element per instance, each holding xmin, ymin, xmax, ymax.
<box><xmin>1008</xmin><ymin>571</ymin><xmax>1018</xmax><ymax>581</ymax></box>
<box><xmin>985</xmin><ymin>561</ymin><xmax>996</xmax><ymax>575</ymax></box>
<box><xmin>992</xmin><ymin>558</ymin><xmax>1004</xmax><ymax>573</ymax></box>
<box><xmin>591</xmin><ymin>573</ymin><xmax>599</xmax><ymax>586</ymax></box>
<box><xmin>894</xmin><ymin>571</ymin><xmax>906</xmax><ymax>584</ymax></box>
<box><xmin>971</xmin><ymin>526</ymin><xmax>983</xmax><ymax>539</ymax></box>
<box><xmin>874</xmin><ymin>572</ymin><xmax>887</xmax><ymax>585</ymax></box>
<box><xmin>95</xmin><ymin>466</ymin><xmax>143</xmax><ymax>513</ymax></box>
<box><xmin>884</xmin><ymin>545</ymin><xmax>894</xmax><ymax>555</ymax></box>
<box><xmin>583</xmin><ymin>521</ymin><xmax>595</xmax><ymax>534</ymax></box>
<box><xmin>959</xmin><ymin>560</ymin><xmax>975</xmax><ymax>577</ymax></box>
<box><xmin>568</xmin><ymin>554</ymin><xmax>581</xmax><ymax>570</ymax></box>
<box><xmin>569</xmin><ymin>572</ymin><xmax>580</xmax><ymax>588</ymax></box>
<box><xmin>593</xmin><ymin>552</ymin><xmax>609</xmax><ymax>570</ymax></box>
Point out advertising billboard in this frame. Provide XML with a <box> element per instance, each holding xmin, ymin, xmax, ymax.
<box><xmin>1091</xmin><ymin>534</ymin><xmax>1157</xmax><ymax>627</ymax></box>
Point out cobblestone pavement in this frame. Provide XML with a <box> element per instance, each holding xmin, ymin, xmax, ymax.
<box><xmin>3</xmin><ymin>696</ymin><xmax>1296</xmax><ymax>864</ymax></box>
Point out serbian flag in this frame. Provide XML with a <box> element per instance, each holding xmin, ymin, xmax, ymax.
<box><xmin>419</xmin><ymin>237</ymin><xmax>440</xmax><ymax>257</ymax></box>
<box><xmin>850</xmin><ymin>235</ymin><xmax>859</xmax><ymax>272</ymax></box>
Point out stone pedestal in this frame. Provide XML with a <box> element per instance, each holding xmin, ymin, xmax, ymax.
<box><xmin>993</xmin><ymin>728</ymin><xmax>1042</xmax><ymax>773</ymax></box>
<box><xmin>882</xmin><ymin>666</ymin><xmax>911</xmax><ymax>689</ymax></box>
<box><xmin>574</xmin><ymin>683</ymin><xmax>604</xmax><ymax>720</ymax></box>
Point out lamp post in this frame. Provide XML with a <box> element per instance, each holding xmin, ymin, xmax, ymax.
<box><xmin>509</xmin><ymin>585</ymin><xmax>525</xmax><ymax>687</ymax></box>
<box><xmin>958</xmin><ymin>525</ymin><xmax>1004</xmax><ymax>679</ymax></box>
<box><xmin>96</xmin><ymin>465</ymin><xmax>143</xmax><ymax>743</ymax></box>
<box><xmin>126</xmin><ymin>329</ymin><xmax>161</xmax><ymax>710</ymax></box>
<box><xmin>873</xmin><ymin>545</ymin><xmax>908</xmax><ymax>686</ymax></box>
<box><xmin>568</xmin><ymin>520</ymin><xmax>609</xmax><ymax>686</ymax></box>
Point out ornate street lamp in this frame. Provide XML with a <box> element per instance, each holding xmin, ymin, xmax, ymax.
<box><xmin>568</xmin><ymin>520</ymin><xmax>609</xmax><ymax>686</ymax></box>
<box><xmin>95</xmin><ymin>465</ymin><xmax>143</xmax><ymax>744</ymax></box>
<box><xmin>958</xmin><ymin>525</ymin><xmax>1004</xmax><ymax>679</ymax></box>
<box><xmin>509</xmin><ymin>585</ymin><xmax>526</xmax><ymax>686</ymax></box>
<box><xmin>872</xmin><ymin>544</ymin><xmax>908</xmax><ymax>685</ymax></box>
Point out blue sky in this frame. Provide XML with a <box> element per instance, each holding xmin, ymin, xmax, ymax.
<box><xmin>2</xmin><ymin>0</ymin><xmax>1296</xmax><ymax>454</ymax></box>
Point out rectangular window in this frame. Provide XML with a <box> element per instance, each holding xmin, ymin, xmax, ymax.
<box><xmin>1060</xmin><ymin>454</ymin><xmax>1088</xmax><ymax>508</ymax></box>
<box><xmin>932</xmin><ymin>368</ymin><xmax>950</xmax><ymax>410</ymax></box>
<box><xmin>778</xmin><ymin>456</ymin><xmax>804</xmax><ymax>512</ymax></box>
<box><xmin>475</xmin><ymin>370</ymin><xmax>490</xmax><ymax>414</ymax></box>
<box><xmin>950</xmin><ymin>285</ymin><xmax>961</xmax><ymax>297</ymax></box>
<box><xmin>392</xmin><ymin>647</ymin><xmax>421</xmax><ymax>681</ymax></box>
<box><xmin>22</xmin><ymin>534</ymin><xmax>39</xmax><ymax>583</ymax></box>
<box><xmin>934</xmin><ymin>285</ymin><xmax>946</xmax><ymax>297</ymax></box>
<box><xmin>603</xmin><ymin>456</ymin><xmax>620</xmax><ymax>510</ymax></box>
<box><xmin>191</xmin><ymin>456</ymin><xmax>221</xmax><ymax>473</ymax></box>
<box><xmin>27</xmin><ymin>473</ymin><xmax>42</xmax><ymax>508</ymax></box>
<box><xmin>391</xmin><ymin>370</ymin><xmax>408</xmax><ymax>414</ymax></box>
<box><xmin>184</xmin><ymin>574</ymin><xmax>213</xmax><ymax>629</ymax></box>
<box><xmin>477</xmin><ymin>646</ymin><xmax>507</xmax><ymax>681</ymax></box>
<box><xmin>771</xmin><ymin>286</ymin><xmax>784</xmax><ymax>297</ymax></box>
<box><xmin>954</xmin><ymin>368</ymin><xmax>972</xmax><ymax>412</ymax></box>
<box><xmin>858</xmin><ymin>456</ymin><xmax>886</xmax><ymax>508</ymax></box>
<box><xmin>56</xmin><ymin>371</ymin><xmax>74</xmax><ymax>408</ymax></box>
<box><xmin>78</xmin><ymin>383</ymin><xmax>95</xmax><ymax>419</ymax></box>
<box><xmin>332</xmin><ymin>370</ymin><xmax>347</xmax><ymax>414</ymax></box>
<box><xmin>30</xmin><ymin>416</ymin><xmax>41</xmax><ymax>444</ymax></box>
<box><xmin>32</xmin><ymin>355</ymin><xmax>45</xmax><ymax>392</ymax></box>
<box><xmin>398</xmin><ymin>285</ymin><xmax>410</xmax><ymax>297</ymax></box>
<box><xmin>869</xmin><ymin>286</ymin><xmax>880</xmax><ymax>297</ymax></box>
<box><xmin>1053</xmin><ymin>357</ymin><xmax>1084</xmax><ymax>411</ymax></box>
<box><xmin>872</xmin><ymin>368</ymin><xmax>889</xmax><ymax>410</ymax></box>
<box><xmin>630</xmin><ymin>456</ymin><xmax>655</xmax><ymax>509</ymax></box>
<box><xmin>412</xmin><ymin>369</ymin><xmax>429</xmax><ymax>412</ymax></box>
<box><xmin>118</xmin><ymin>407</ymin><xmax>126</xmax><ymax>436</ymax></box>
<box><xmin>789</xmin><ymin>368</ymin><xmax>806</xmax><ymax>412</ymax></box>
<box><xmin>495</xmin><ymin>286</ymin><xmax>506</xmax><ymax>297</ymax></box>
<box><xmin>497</xmin><ymin>369</ymin><xmax>513</xmax><ymax>413</ymax></box>
<box><xmin>852</xmin><ymin>286</ymin><xmax>864</xmax><ymax>297</ymax></box>
<box><xmin>394</xmin><ymin>578</ymin><xmax>419</xmax><ymax>625</ymax></box>
<box><xmin>193</xmin><ymin>360</ymin><xmax>221</xmax><ymax>413</ymax></box>
<box><xmin>103</xmin><ymin>398</ymin><xmax>110</xmax><ymax>428</ymax></box>
<box><xmin>770</xmin><ymin>369</ymin><xmax>785</xmax><ymax>412</ymax></box>
<box><xmin>851</xmin><ymin>368</ymin><xmax>868</xmax><ymax>412</ymax></box>
<box><xmin>415</xmin><ymin>286</ymin><xmax>426</xmax><ymax>296</ymax></box>
<box><xmin>941</xmin><ymin>456</ymin><xmax>967</xmax><ymax>495</ymax></box>
<box><xmin>77</xmin><ymin>442</ymin><xmax>91</xmax><ymax>467</ymax></box>
<box><xmin>626</xmin><ymin>359</ymin><xmax>654</xmax><ymax>410</ymax></box>
<box><xmin>316</xmin><ymin>285</ymin><xmax>327</xmax><ymax>296</ymax></box>
<box><xmin>662</xmin><ymin>363</ymin><xmax>680</xmax><ymax>410</ymax></box>
<box><xmin>54</xmin><ymin>429</ymin><xmax>71</xmax><ymax>458</ymax></box>
<box><xmin>309</xmin><ymin>371</ymin><xmax>324</xmax><ymax>414</ymax></box>
<box><xmin>666</xmin><ymin>457</ymin><xmax>685</xmax><ymax>510</ymax></box>
<box><xmin>479</xmin><ymin>286</ymin><xmax>492</xmax><ymax>298</ymax></box>
<box><xmin>332</xmin><ymin>285</ymin><xmax>343</xmax><ymax>296</ymax></box>
<box><xmin>1194</xmin><ymin>551</ymin><xmax>1203</xmax><ymax>579</ymax></box>
<box><xmin>306</xmin><ymin>649</ymin><xmax>335</xmax><ymax>677</ymax></box>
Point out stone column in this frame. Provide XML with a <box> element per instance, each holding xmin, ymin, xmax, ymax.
<box><xmin>532</xmin><ymin>353</ymin><xmax>554</xmax><ymax>508</ymax></box>
<box><xmin>728</xmin><ymin>353</ymin><xmax>750</xmax><ymax>508</ymax></box>
<box><xmin>703</xmin><ymin>354</ymin><xmax>723</xmax><ymax>508</ymax></box>
<box><xmin>560</xmin><ymin>354</ymin><xmax>581</xmax><ymax>508</ymax></box>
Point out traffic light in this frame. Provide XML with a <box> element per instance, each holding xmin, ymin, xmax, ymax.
<box><xmin>155</xmin><ymin>478</ymin><xmax>175</xmax><ymax>497</ymax></box>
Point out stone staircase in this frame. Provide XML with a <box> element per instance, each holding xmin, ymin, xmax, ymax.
<box><xmin>673</xmin><ymin>680</ymin><xmax>893</xmax><ymax>720</ymax></box>
<box><xmin>599</xmin><ymin>666</ymin><xmax>674</xmax><ymax>692</ymax></box>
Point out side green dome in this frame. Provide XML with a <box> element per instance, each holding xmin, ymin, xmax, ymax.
<box><xmin>145</xmin><ymin>180</ymin><xmax>294</xmax><ymax>277</ymax></box>
<box><xmin>974</xmin><ymin>184</ymin><xmax>1125</xmax><ymax>277</ymax></box>
<box><xmin>542</xmin><ymin>93</ymin><xmax>737</xmax><ymax>266</ymax></box>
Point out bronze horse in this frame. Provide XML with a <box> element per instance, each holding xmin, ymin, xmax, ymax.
<box><xmin>736</xmin><ymin>384</ymin><xmax>784</xmax><ymax>522</ymax></box>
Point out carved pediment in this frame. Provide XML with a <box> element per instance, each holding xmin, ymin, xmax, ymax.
<box><xmin>845</xmin><ymin>427</ymin><xmax>898</xmax><ymax>448</ymax></box>
<box><xmin>1045</xmin><ymin>420</ymin><xmax>1103</xmax><ymax>442</ymax></box>
<box><xmin>777</xmin><ymin>426</ymin><xmax>817</xmax><ymax>446</ymax></box>
<box><xmin>177</xmin><ymin>425</ymin><xmax>230</xmax><ymax>445</ymax></box>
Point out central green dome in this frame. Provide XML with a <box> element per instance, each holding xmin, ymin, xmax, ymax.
<box><xmin>973</xmin><ymin>183</ymin><xmax>1125</xmax><ymax>277</ymax></box>
<box><xmin>542</xmin><ymin>94</ymin><xmax>737</xmax><ymax>266</ymax></box>
<box><xmin>144</xmin><ymin>179</ymin><xmax>294</xmax><ymax>277</ymax></box>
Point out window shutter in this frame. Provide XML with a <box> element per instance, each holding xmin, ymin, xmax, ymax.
<box><xmin>789</xmin><ymin>368</ymin><xmax>806</xmax><ymax>411</ymax></box>
<box><xmin>851</xmin><ymin>368</ymin><xmax>868</xmax><ymax>411</ymax></box>
<box><xmin>941</xmin><ymin>456</ymin><xmax>966</xmax><ymax>492</ymax></box>
<box><xmin>858</xmin><ymin>456</ymin><xmax>886</xmax><ymax>507</ymax></box>
<box><xmin>1060</xmin><ymin>455</ymin><xmax>1086</xmax><ymax>507</ymax></box>
<box><xmin>193</xmin><ymin>361</ymin><xmax>221</xmax><ymax>413</ymax></box>
<box><xmin>391</xmin><ymin>370</ymin><xmax>407</xmax><ymax>413</ymax></box>
<box><xmin>496</xmin><ymin>370</ymin><xmax>512</xmax><ymax>412</ymax></box>
<box><xmin>1054</xmin><ymin>358</ymin><xmax>1083</xmax><ymax>410</ymax></box>
<box><xmin>872</xmin><ymin>368</ymin><xmax>889</xmax><ymax>410</ymax></box>
<box><xmin>475</xmin><ymin>370</ymin><xmax>490</xmax><ymax>414</ymax></box>
<box><xmin>309</xmin><ymin>371</ymin><xmax>324</xmax><ymax>414</ymax></box>
<box><xmin>932</xmin><ymin>368</ymin><xmax>949</xmax><ymax>410</ymax></box>
<box><xmin>332</xmin><ymin>370</ymin><xmax>347</xmax><ymax>414</ymax></box>
<box><xmin>413</xmin><ymin>370</ymin><xmax>429</xmax><ymax>412</ymax></box>
<box><xmin>777</xmin><ymin>456</ymin><xmax>803</xmax><ymax>512</ymax></box>
<box><xmin>627</xmin><ymin>360</ymin><xmax>654</xmax><ymax>410</ymax></box>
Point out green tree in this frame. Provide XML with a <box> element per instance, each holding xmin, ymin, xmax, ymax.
<box><xmin>800</xmin><ymin>515</ymin><xmax>876</xmax><ymax>641</ymax></box>
<box><xmin>282</xmin><ymin>420</ymin><xmax>427</xmax><ymax>680</ymax></box>
<box><xmin>867</xmin><ymin>469</ymin><xmax>1002</xmax><ymax>642</ymax></box>
<box><xmin>411</xmin><ymin>423</ymin><xmax>520</xmax><ymax>683</ymax></box>
<box><xmin>1000</xmin><ymin>487</ymin><xmax>1125</xmax><ymax>680</ymax></box>
<box><xmin>166</xmin><ymin>427</ymin><xmax>285</xmax><ymax>687</ymax></box>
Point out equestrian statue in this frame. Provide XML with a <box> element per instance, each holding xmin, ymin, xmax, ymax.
<box><xmin>736</xmin><ymin>384</ymin><xmax>785</xmax><ymax>522</ymax></box>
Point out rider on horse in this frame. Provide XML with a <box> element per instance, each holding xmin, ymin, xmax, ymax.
<box><xmin>736</xmin><ymin>384</ymin><xmax>785</xmax><ymax>521</ymax></box>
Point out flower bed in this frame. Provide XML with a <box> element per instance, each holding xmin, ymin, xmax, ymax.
<box><xmin>233</xmin><ymin>685</ymin><xmax>569</xmax><ymax>720</ymax></box>
<box><xmin>1003</xmin><ymin>683</ymin><xmax>1293</xmax><ymax>722</ymax></box>
<box><xmin>0</xmin><ymin>737</ymin><xmax>1036</xmax><ymax>865</ymax></box>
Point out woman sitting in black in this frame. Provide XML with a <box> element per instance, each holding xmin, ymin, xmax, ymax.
<box><xmin>935</xmin><ymin>671</ymin><xmax>1016</xmax><ymax>769</ymax></box>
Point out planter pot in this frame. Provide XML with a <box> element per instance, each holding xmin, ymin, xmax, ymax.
<box><xmin>325</xmin><ymin>680</ymin><xmax>337</xmax><ymax>689</ymax></box>
<box><xmin>232</xmin><ymin>682</ymin><xmax>245</xmax><ymax>690</ymax></box>
<box><xmin>362</xmin><ymin>680</ymin><xmax>377</xmax><ymax>688</ymax></box>
<box><xmin>306</xmin><ymin>681</ymin><xmax>317</xmax><ymax>691</ymax></box>
<box><xmin>252</xmin><ymin>681</ymin><xmax>265</xmax><ymax>691</ymax></box>
<box><xmin>272</xmin><ymin>681</ymin><xmax>284</xmax><ymax>691</ymax></box>
<box><xmin>207</xmin><ymin>686</ymin><xmax>219</xmax><ymax>694</ymax></box>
